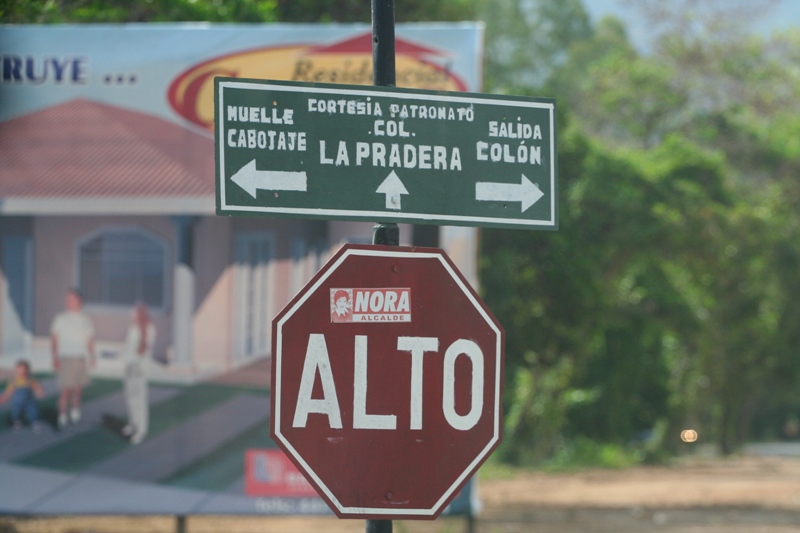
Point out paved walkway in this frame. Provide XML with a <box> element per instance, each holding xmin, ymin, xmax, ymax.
<box><xmin>87</xmin><ymin>393</ymin><xmax>268</xmax><ymax>482</ymax></box>
<box><xmin>0</xmin><ymin>377</ymin><xmax>290</xmax><ymax>515</ymax></box>
<box><xmin>0</xmin><ymin>385</ymin><xmax>182</xmax><ymax>461</ymax></box>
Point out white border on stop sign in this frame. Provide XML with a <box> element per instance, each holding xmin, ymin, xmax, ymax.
<box><xmin>272</xmin><ymin>246</ymin><xmax>503</xmax><ymax>517</ymax></box>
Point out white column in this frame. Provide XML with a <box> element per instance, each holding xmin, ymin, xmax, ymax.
<box><xmin>171</xmin><ymin>216</ymin><xmax>197</xmax><ymax>366</ymax></box>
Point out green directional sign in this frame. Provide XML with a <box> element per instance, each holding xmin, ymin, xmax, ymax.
<box><xmin>215</xmin><ymin>78</ymin><xmax>557</xmax><ymax>230</ymax></box>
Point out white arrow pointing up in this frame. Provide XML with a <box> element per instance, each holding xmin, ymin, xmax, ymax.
<box><xmin>376</xmin><ymin>170</ymin><xmax>409</xmax><ymax>210</ymax></box>
<box><xmin>231</xmin><ymin>160</ymin><xmax>307</xmax><ymax>198</ymax></box>
<box><xmin>475</xmin><ymin>174</ymin><xmax>544</xmax><ymax>213</ymax></box>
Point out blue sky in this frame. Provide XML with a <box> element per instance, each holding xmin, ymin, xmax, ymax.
<box><xmin>582</xmin><ymin>0</ymin><xmax>800</xmax><ymax>50</ymax></box>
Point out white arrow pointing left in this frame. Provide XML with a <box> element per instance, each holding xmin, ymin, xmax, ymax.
<box><xmin>475</xmin><ymin>174</ymin><xmax>544</xmax><ymax>213</ymax></box>
<box><xmin>231</xmin><ymin>159</ymin><xmax>307</xmax><ymax>198</ymax></box>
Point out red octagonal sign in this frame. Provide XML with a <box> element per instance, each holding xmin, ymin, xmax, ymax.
<box><xmin>271</xmin><ymin>244</ymin><xmax>504</xmax><ymax>519</ymax></box>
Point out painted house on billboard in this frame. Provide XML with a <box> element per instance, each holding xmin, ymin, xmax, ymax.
<box><xmin>0</xmin><ymin>24</ymin><xmax>483</xmax><ymax>378</ymax></box>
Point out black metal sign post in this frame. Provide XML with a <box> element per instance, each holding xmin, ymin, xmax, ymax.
<box><xmin>371</xmin><ymin>0</ymin><xmax>399</xmax><ymax>252</ymax></box>
<box><xmin>368</xmin><ymin>1</ymin><xmax>396</xmax><ymax>532</ymax></box>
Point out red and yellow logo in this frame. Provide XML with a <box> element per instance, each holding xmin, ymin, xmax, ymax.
<box><xmin>330</xmin><ymin>287</ymin><xmax>412</xmax><ymax>323</ymax></box>
<box><xmin>168</xmin><ymin>33</ymin><xmax>468</xmax><ymax>131</ymax></box>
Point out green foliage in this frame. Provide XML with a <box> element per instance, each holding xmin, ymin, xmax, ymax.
<box><xmin>543</xmin><ymin>437</ymin><xmax>641</xmax><ymax>471</ymax></box>
<box><xmin>274</xmin><ymin>0</ymin><xmax>475</xmax><ymax>23</ymax></box>
<box><xmin>478</xmin><ymin>0</ymin><xmax>800</xmax><ymax>468</ymax></box>
<box><xmin>477</xmin><ymin>0</ymin><xmax>592</xmax><ymax>92</ymax></box>
<box><xmin>550</xmin><ymin>18</ymin><xmax>688</xmax><ymax>147</ymax></box>
<box><xmin>478</xmin><ymin>454</ymin><xmax>522</xmax><ymax>481</ymax></box>
<box><xmin>0</xmin><ymin>0</ymin><xmax>278</xmax><ymax>23</ymax></box>
<box><xmin>484</xmin><ymin>126</ymin><xmax>731</xmax><ymax>464</ymax></box>
<box><xmin>1</xmin><ymin>0</ymin><xmax>474</xmax><ymax>28</ymax></box>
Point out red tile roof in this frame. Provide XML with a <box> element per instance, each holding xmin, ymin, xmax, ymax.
<box><xmin>0</xmin><ymin>98</ymin><xmax>215</xmax><ymax>209</ymax></box>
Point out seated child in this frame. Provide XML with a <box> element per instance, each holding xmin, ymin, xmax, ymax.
<box><xmin>0</xmin><ymin>359</ymin><xmax>45</xmax><ymax>431</ymax></box>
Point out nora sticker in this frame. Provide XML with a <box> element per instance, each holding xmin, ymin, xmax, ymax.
<box><xmin>330</xmin><ymin>288</ymin><xmax>411</xmax><ymax>323</ymax></box>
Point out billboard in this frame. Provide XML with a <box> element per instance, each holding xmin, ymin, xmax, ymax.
<box><xmin>0</xmin><ymin>23</ymin><xmax>483</xmax><ymax>516</ymax></box>
<box><xmin>0</xmin><ymin>23</ymin><xmax>482</xmax><ymax>124</ymax></box>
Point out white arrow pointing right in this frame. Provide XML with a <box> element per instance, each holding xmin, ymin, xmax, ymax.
<box><xmin>475</xmin><ymin>174</ymin><xmax>544</xmax><ymax>213</ymax></box>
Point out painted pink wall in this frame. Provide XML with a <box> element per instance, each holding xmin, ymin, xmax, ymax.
<box><xmin>34</xmin><ymin>216</ymin><xmax>174</xmax><ymax>360</ymax></box>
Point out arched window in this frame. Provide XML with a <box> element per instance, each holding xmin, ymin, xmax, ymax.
<box><xmin>78</xmin><ymin>228</ymin><xmax>167</xmax><ymax>309</ymax></box>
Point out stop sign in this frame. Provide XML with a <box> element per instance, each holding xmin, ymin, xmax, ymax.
<box><xmin>270</xmin><ymin>244</ymin><xmax>504</xmax><ymax>519</ymax></box>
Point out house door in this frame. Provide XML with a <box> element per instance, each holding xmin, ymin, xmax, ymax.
<box><xmin>233</xmin><ymin>233</ymin><xmax>273</xmax><ymax>363</ymax></box>
<box><xmin>1</xmin><ymin>235</ymin><xmax>34</xmax><ymax>354</ymax></box>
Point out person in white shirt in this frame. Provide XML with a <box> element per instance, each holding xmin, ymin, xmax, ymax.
<box><xmin>121</xmin><ymin>302</ymin><xmax>156</xmax><ymax>445</ymax></box>
<box><xmin>50</xmin><ymin>288</ymin><xmax>95</xmax><ymax>428</ymax></box>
